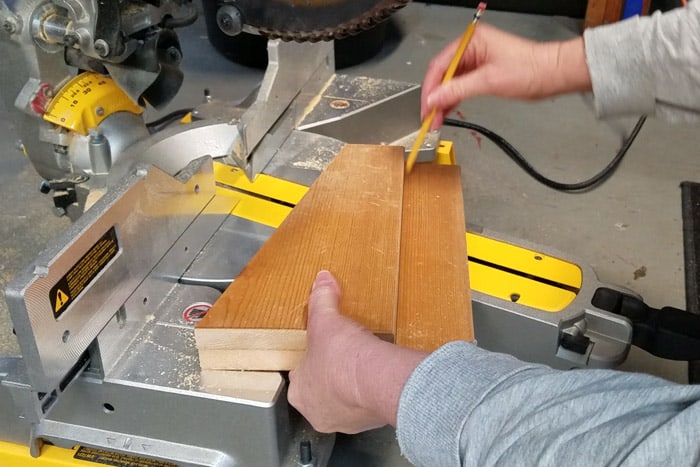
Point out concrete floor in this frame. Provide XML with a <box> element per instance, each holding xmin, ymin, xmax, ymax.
<box><xmin>0</xmin><ymin>2</ymin><xmax>697</xmax><ymax>464</ymax></box>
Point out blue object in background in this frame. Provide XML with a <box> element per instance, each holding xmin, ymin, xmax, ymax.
<box><xmin>623</xmin><ymin>0</ymin><xmax>645</xmax><ymax>18</ymax></box>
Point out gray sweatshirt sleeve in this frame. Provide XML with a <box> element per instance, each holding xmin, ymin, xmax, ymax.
<box><xmin>583</xmin><ymin>3</ymin><xmax>700</xmax><ymax>122</ymax></box>
<box><xmin>396</xmin><ymin>341</ymin><xmax>700</xmax><ymax>466</ymax></box>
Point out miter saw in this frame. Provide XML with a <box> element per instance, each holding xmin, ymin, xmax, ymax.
<box><xmin>2</xmin><ymin>1</ymin><xmax>700</xmax><ymax>466</ymax></box>
<box><xmin>0</xmin><ymin>0</ymin><xmax>411</xmax><ymax>216</ymax></box>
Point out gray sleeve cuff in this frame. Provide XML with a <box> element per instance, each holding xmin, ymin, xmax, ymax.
<box><xmin>584</xmin><ymin>18</ymin><xmax>656</xmax><ymax>118</ymax></box>
<box><xmin>395</xmin><ymin>341</ymin><xmax>542</xmax><ymax>466</ymax></box>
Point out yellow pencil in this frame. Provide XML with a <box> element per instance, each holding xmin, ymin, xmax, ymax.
<box><xmin>405</xmin><ymin>2</ymin><xmax>487</xmax><ymax>174</ymax></box>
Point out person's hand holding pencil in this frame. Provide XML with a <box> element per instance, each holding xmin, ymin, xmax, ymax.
<box><xmin>418</xmin><ymin>8</ymin><xmax>592</xmax><ymax>145</ymax></box>
<box><xmin>405</xmin><ymin>2</ymin><xmax>487</xmax><ymax>174</ymax></box>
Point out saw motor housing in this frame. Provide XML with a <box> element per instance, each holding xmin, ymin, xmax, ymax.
<box><xmin>1</xmin><ymin>0</ymin><xmax>197</xmax><ymax>183</ymax></box>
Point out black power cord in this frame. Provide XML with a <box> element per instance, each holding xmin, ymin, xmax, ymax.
<box><xmin>146</xmin><ymin>109</ymin><xmax>646</xmax><ymax>192</ymax></box>
<box><xmin>443</xmin><ymin>116</ymin><xmax>647</xmax><ymax>192</ymax></box>
<box><xmin>146</xmin><ymin>108</ymin><xmax>194</xmax><ymax>134</ymax></box>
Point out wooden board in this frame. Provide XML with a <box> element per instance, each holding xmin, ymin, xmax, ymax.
<box><xmin>585</xmin><ymin>0</ymin><xmax>625</xmax><ymax>28</ymax></box>
<box><xmin>197</xmin><ymin>145</ymin><xmax>475</xmax><ymax>374</ymax></box>
<box><xmin>584</xmin><ymin>0</ymin><xmax>607</xmax><ymax>28</ymax></box>
<box><xmin>198</xmin><ymin>349</ymin><xmax>306</xmax><ymax>372</ymax></box>
<box><xmin>396</xmin><ymin>163</ymin><xmax>474</xmax><ymax>351</ymax></box>
<box><xmin>195</xmin><ymin>144</ymin><xmax>405</xmax><ymax>370</ymax></box>
<box><xmin>603</xmin><ymin>0</ymin><xmax>624</xmax><ymax>25</ymax></box>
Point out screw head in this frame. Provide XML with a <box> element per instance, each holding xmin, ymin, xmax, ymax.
<box><xmin>63</xmin><ymin>33</ymin><xmax>79</xmax><ymax>47</ymax></box>
<box><xmin>2</xmin><ymin>14</ymin><xmax>21</xmax><ymax>35</ymax></box>
<box><xmin>3</xmin><ymin>18</ymin><xmax>17</xmax><ymax>34</ymax></box>
<box><xmin>165</xmin><ymin>46</ymin><xmax>182</xmax><ymax>63</ymax></box>
<box><xmin>216</xmin><ymin>6</ymin><xmax>242</xmax><ymax>36</ymax></box>
<box><xmin>94</xmin><ymin>39</ymin><xmax>110</xmax><ymax>57</ymax></box>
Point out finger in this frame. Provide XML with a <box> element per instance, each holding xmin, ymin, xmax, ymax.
<box><xmin>421</xmin><ymin>38</ymin><xmax>462</xmax><ymax>117</ymax></box>
<box><xmin>431</xmin><ymin>110</ymin><xmax>445</xmax><ymax>130</ymax></box>
<box><xmin>308</xmin><ymin>270</ymin><xmax>341</xmax><ymax>318</ymax></box>
<box><xmin>426</xmin><ymin>72</ymin><xmax>492</xmax><ymax>112</ymax></box>
<box><xmin>421</xmin><ymin>27</ymin><xmax>487</xmax><ymax>117</ymax></box>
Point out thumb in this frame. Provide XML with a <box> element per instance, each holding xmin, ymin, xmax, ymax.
<box><xmin>308</xmin><ymin>270</ymin><xmax>341</xmax><ymax>320</ymax></box>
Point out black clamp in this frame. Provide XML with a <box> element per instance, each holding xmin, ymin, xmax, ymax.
<box><xmin>39</xmin><ymin>175</ymin><xmax>88</xmax><ymax>216</ymax></box>
<box><xmin>559</xmin><ymin>332</ymin><xmax>591</xmax><ymax>355</ymax></box>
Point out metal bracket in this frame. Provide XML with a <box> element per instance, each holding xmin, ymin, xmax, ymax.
<box><xmin>226</xmin><ymin>40</ymin><xmax>334</xmax><ymax>179</ymax></box>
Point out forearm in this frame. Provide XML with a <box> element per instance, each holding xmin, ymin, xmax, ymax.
<box><xmin>397</xmin><ymin>342</ymin><xmax>700</xmax><ymax>466</ymax></box>
<box><xmin>534</xmin><ymin>37</ymin><xmax>592</xmax><ymax>97</ymax></box>
<box><xmin>585</xmin><ymin>2</ymin><xmax>700</xmax><ymax>121</ymax></box>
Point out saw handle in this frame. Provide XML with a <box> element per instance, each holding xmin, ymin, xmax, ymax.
<box><xmin>592</xmin><ymin>287</ymin><xmax>700</xmax><ymax>361</ymax></box>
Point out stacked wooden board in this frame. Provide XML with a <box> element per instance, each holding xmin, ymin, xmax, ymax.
<box><xmin>584</xmin><ymin>0</ymin><xmax>650</xmax><ymax>28</ymax></box>
<box><xmin>195</xmin><ymin>144</ymin><xmax>473</xmax><ymax>372</ymax></box>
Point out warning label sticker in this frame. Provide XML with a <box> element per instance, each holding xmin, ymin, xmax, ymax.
<box><xmin>51</xmin><ymin>226</ymin><xmax>119</xmax><ymax>319</ymax></box>
<box><xmin>74</xmin><ymin>446</ymin><xmax>177</xmax><ymax>467</ymax></box>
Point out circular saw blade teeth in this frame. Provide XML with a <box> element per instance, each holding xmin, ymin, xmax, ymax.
<box><xmin>248</xmin><ymin>0</ymin><xmax>410</xmax><ymax>42</ymax></box>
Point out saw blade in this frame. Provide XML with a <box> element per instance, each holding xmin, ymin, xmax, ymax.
<box><xmin>229</xmin><ymin>0</ymin><xmax>410</xmax><ymax>42</ymax></box>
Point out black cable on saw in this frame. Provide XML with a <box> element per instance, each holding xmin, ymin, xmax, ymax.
<box><xmin>146</xmin><ymin>108</ymin><xmax>194</xmax><ymax>134</ymax></box>
<box><xmin>443</xmin><ymin>116</ymin><xmax>647</xmax><ymax>193</ymax></box>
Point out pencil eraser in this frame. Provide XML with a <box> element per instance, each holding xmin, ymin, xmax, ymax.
<box><xmin>478</xmin><ymin>2</ymin><xmax>487</xmax><ymax>9</ymax></box>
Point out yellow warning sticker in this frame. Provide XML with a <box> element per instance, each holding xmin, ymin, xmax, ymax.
<box><xmin>54</xmin><ymin>289</ymin><xmax>70</xmax><ymax>313</ymax></box>
<box><xmin>50</xmin><ymin>226</ymin><xmax>119</xmax><ymax>319</ymax></box>
<box><xmin>74</xmin><ymin>446</ymin><xmax>177</xmax><ymax>467</ymax></box>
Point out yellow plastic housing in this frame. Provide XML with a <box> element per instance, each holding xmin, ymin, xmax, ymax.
<box><xmin>43</xmin><ymin>73</ymin><xmax>143</xmax><ymax>135</ymax></box>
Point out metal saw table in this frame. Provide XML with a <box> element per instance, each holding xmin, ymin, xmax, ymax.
<box><xmin>1</xmin><ymin>2</ymin><xmax>698</xmax><ymax>466</ymax></box>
